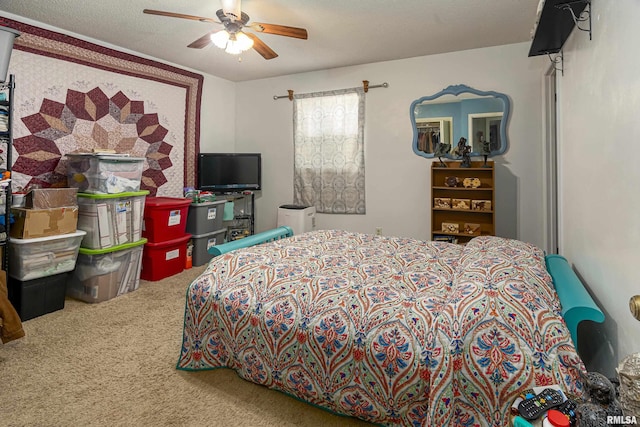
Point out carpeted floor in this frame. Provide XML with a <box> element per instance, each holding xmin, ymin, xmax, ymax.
<box><xmin>0</xmin><ymin>266</ymin><xmax>373</xmax><ymax>427</ymax></box>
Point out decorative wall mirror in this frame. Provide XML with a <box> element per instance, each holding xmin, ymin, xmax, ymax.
<box><xmin>410</xmin><ymin>84</ymin><xmax>510</xmax><ymax>159</ymax></box>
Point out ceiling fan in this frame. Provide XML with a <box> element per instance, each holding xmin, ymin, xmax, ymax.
<box><xmin>143</xmin><ymin>0</ymin><xmax>308</xmax><ymax>60</ymax></box>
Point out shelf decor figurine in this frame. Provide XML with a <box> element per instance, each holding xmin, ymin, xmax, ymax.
<box><xmin>455</xmin><ymin>137</ymin><xmax>471</xmax><ymax>168</ymax></box>
<box><xmin>480</xmin><ymin>135</ymin><xmax>492</xmax><ymax>168</ymax></box>
<box><xmin>433</xmin><ymin>142</ymin><xmax>451</xmax><ymax>167</ymax></box>
<box><xmin>445</xmin><ymin>176</ymin><xmax>460</xmax><ymax>187</ymax></box>
<box><xmin>463</xmin><ymin>177</ymin><xmax>481</xmax><ymax>188</ymax></box>
<box><xmin>441</xmin><ymin>222</ymin><xmax>459</xmax><ymax>233</ymax></box>
<box><xmin>471</xmin><ymin>200</ymin><xmax>491</xmax><ymax>211</ymax></box>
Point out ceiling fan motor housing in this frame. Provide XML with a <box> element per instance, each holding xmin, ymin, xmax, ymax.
<box><xmin>216</xmin><ymin>9</ymin><xmax>250</xmax><ymax>34</ymax></box>
<box><xmin>221</xmin><ymin>0</ymin><xmax>241</xmax><ymax>20</ymax></box>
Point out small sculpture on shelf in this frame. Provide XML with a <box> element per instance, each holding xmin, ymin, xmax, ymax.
<box><xmin>479</xmin><ymin>132</ymin><xmax>492</xmax><ymax>168</ymax></box>
<box><xmin>434</xmin><ymin>197</ymin><xmax>451</xmax><ymax>209</ymax></box>
<box><xmin>462</xmin><ymin>177</ymin><xmax>481</xmax><ymax>188</ymax></box>
<box><xmin>452</xmin><ymin>198</ymin><xmax>470</xmax><ymax>210</ymax></box>
<box><xmin>444</xmin><ymin>176</ymin><xmax>460</xmax><ymax>187</ymax></box>
<box><xmin>433</xmin><ymin>142</ymin><xmax>451</xmax><ymax>167</ymax></box>
<box><xmin>441</xmin><ymin>222</ymin><xmax>459</xmax><ymax>233</ymax></box>
<box><xmin>463</xmin><ymin>223</ymin><xmax>480</xmax><ymax>235</ymax></box>
<box><xmin>455</xmin><ymin>137</ymin><xmax>471</xmax><ymax>168</ymax></box>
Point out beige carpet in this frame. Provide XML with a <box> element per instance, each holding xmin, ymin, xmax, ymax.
<box><xmin>0</xmin><ymin>266</ymin><xmax>373</xmax><ymax>427</ymax></box>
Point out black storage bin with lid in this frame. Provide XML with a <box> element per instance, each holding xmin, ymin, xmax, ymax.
<box><xmin>8</xmin><ymin>272</ymin><xmax>69</xmax><ymax>321</ymax></box>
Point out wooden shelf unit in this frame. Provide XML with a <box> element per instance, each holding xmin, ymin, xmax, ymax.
<box><xmin>431</xmin><ymin>160</ymin><xmax>495</xmax><ymax>244</ymax></box>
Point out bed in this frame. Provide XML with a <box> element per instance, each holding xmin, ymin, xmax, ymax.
<box><xmin>177</xmin><ymin>228</ymin><xmax>604</xmax><ymax>426</ymax></box>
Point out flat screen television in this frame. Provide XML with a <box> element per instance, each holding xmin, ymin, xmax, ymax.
<box><xmin>197</xmin><ymin>153</ymin><xmax>262</xmax><ymax>192</ymax></box>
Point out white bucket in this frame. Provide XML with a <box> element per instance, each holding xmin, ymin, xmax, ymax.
<box><xmin>0</xmin><ymin>26</ymin><xmax>20</xmax><ymax>83</ymax></box>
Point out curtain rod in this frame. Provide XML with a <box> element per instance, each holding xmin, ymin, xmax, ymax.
<box><xmin>273</xmin><ymin>80</ymin><xmax>389</xmax><ymax>101</ymax></box>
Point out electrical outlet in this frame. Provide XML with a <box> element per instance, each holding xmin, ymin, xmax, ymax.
<box><xmin>375</xmin><ymin>227</ymin><xmax>382</xmax><ymax>236</ymax></box>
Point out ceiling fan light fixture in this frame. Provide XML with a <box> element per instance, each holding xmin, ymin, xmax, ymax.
<box><xmin>224</xmin><ymin>33</ymin><xmax>249</xmax><ymax>55</ymax></box>
<box><xmin>235</xmin><ymin>32</ymin><xmax>254</xmax><ymax>51</ymax></box>
<box><xmin>225</xmin><ymin>42</ymin><xmax>243</xmax><ymax>55</ymax></box>
<box><xmin>211</xmin><ymin>30</ymin><xmax>254</xmax><ymax>55</ymax></box>
<box><xmin>211</xmin><ymin>30</ymin><xmax>230</xmax><ymax>49</ymax></box>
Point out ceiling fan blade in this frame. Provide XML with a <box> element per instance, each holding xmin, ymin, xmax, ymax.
<box><xmin>188</xmin><ymin>32</ymin><xmax>215</xmax><ymax>49</ymax></box>
<box><xmin>143</xmin><ymin>9</ymin><xmax>218</xmax><ymax>24</ymax></box>
<box><xmin>250</xmin><ymin>22</ymin><xmax>308</xmax><ymax>40</ymax></box>
<box><xmin>245</xmin><ymin>33</ymin><xmax>278</xmax><ymax>60</ymax></box>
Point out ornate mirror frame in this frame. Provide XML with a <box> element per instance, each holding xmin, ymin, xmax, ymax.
<box><xmin>410</xmin><ymin>84</ymin><xmax>511</xmax><ymax>159</ymax></box>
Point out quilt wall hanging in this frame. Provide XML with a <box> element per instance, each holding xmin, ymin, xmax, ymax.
<box><xmin>0</xmin><ymin>17</ymin><xmax>204</xmax><ymax>196</ymax></box>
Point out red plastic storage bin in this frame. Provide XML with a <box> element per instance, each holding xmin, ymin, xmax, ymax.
<box><xmin>141</xmin><ymin>233</ymin><xmax>191</xmax><ymax>281</ymax></box>
<box><xmin>142</xmin><ymin>197</ymin><xmax>192</xmax><ymax>242</ymax></box>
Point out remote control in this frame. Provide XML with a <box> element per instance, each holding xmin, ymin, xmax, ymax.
<box><xmin>518</xmin><ymin>389</ymin><xmax>536</xmax><ymax>400</ymax></box>
<box><xmin>511</xmin><ymin>389</ymin><xmax>536</xmax><ymax>414</ymax></box>
<box><xmin>555</xmin><ymin>398</ymin><xmax>577</xmax><ymax>424</ymax></box>
<box><xmin>517</xmin><ymin>388</ymin><xmax>565</xmax><ymax>420</ymax></box>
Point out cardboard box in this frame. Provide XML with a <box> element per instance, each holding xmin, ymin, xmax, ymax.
<box><xmin>25</xmin><ymin>188</ymin><xmax>78</xmax><ymax>209</ymax></box>
<box><xmin>10</xmin><ymin>207</ymin><xmax>79</xmax><ymax>239</ymax></box>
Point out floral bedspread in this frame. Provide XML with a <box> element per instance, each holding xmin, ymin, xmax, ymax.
<box><xmin>177</xmin><ymin>230</ymin><xmax>585</xmax><ymax>426</ymax></box>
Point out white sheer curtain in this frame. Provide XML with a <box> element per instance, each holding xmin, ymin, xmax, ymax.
<box><xmin>293</xmin><ymin>87</ymin><xmax>365</xmax><ymax>214</ymax></box>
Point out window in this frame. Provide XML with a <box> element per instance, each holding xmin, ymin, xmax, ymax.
<box><xmin>293</xmin><ymin>88</ymin><xmax>365</xmax><ymax>214</ymax></box>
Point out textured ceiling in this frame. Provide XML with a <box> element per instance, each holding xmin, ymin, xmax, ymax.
<box><xmin>0</xmin><ymin>0</ymin><xmax>540</xmax><ymax>82</ymax></box>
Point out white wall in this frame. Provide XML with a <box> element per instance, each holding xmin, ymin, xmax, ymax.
<box><xmin>199</xmin><ymin>75</ymin><xmax>236</xmax><ymax>153</ymax></box>
<box><xmin>235</xmin><ymin>43</ymin><xmax>548</xmax><ymax>247</ymax></box>
<box><xmin>557</xmin><ymin>0</ymin><xmax>640</xmax><ymax>376</ymax></box>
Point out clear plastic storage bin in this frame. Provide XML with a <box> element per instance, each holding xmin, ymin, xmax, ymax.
<box><xmin>66</xmin><ymin>153</ymin><xmax>145</xmax><ymax>194</ymax></box>
<box><xmin>8</xmin><ymin>230</ymin><xmax>87</xmax><ymax>281</ymax></box>
<box><xmin>67</xmin><ymin>239</ymin><xmax>146</xmax><ymax>303</ymax></box>
<box><xmin>77</xmin><ymin>190</ymin><xmax>149</xmax><ymax>249</ymax></box>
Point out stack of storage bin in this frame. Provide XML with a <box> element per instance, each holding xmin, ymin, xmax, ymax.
<box><xmin>186</xmin><ymin>200</ymin><xmax>227</xmax><ymax>267</ymax></box>
<box><xmin>140</xmin><ymin>197</ymin><xmax>192</xmax><ymax>281</ymax></box>
<box><xmin>67</xmin><ymin>191</ymin><xmax>148</xmax><ymax>303</ymax></box>
<box><xmin>8</xmin><ymin>188</ymin><xmax>85</xmax><ymax>320</ymax></box>
<box><xmin>65</xmin><ymin>153</ymin><xmax>148</xmax><ymax>303</ymax></box>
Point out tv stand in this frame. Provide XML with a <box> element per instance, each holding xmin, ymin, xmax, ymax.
<box><xmin>216</xmin><ymin>191</ymin><xmax>255</xmax><ymax>241</ymax></box>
